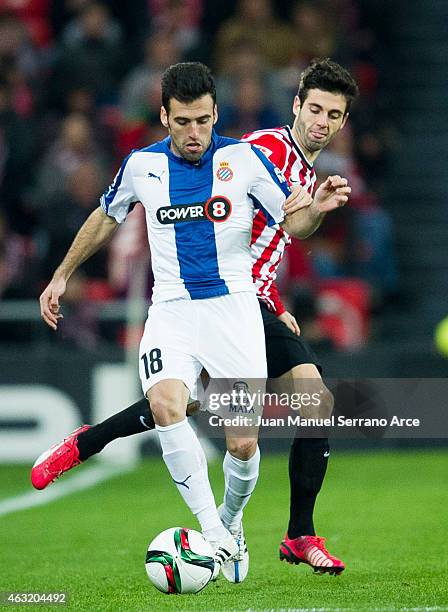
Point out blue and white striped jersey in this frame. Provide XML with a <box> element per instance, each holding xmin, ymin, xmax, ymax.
<box><xmin>101</xmin><ymin>131</ymin><xmax>290</xmax><ymax>304</ymax></box>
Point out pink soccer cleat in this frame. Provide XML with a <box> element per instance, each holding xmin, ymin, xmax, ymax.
<box><xmin>31</xmin><ymin>425</ymin><xmax>91</xmax><ymax>490</ymax></box>
<box><xmin>280</xmin><ymin>534</ymin><xmax>345</xmax><ymax>575</ymax></box>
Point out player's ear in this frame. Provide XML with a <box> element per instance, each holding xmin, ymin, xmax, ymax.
<box><xmin>160</xmin><ymin>106</ymin><xmax>169</xmax><ymax>128</ymax></box>
<box><xmin>292</xmin><ymin>95</ymin><xmax>301</xmax><ymax>117</ymax></box>
<box><xmin>213</xmin><ymin>104</ymin><xmax>218</xmax><ymax>125</ymax></box>
<box><xmin>340</xmin><ymin>112</ymin><xmax>349</xmax><ymax>130</ymax></box>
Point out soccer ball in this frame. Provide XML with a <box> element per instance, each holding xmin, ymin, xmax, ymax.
<box><xmin>145</xmin><ymin>527</ymin><xmax>215</xmax><ymax>594</ymax></box>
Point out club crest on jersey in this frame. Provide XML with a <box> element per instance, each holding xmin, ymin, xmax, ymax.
<box><xmin>216</xmin><ymin>161</ymin><xmax>234</xmax><ymax>182</ymax></box>
<box><xmin>157</xmin><ymin>196</ymin><xmax>232</xmax><ymax>224</ymax></box>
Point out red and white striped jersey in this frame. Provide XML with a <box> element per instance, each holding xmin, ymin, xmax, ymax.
<box><xmin>242</xmin><ymin>125</ymin><xmax>316</xmax><ymax>315</ymax></box>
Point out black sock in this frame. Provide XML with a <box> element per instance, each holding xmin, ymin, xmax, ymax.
<box><xmin>77</xmin><ymin>398</ymin><xmax>154</xmax><ymax>461</ymax></box>
<box><xmin>287</xmin><ymin>437</ymin><xmax>330</xmax><ymax>539</ymax></box>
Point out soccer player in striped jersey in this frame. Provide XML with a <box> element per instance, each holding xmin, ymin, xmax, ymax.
<box><xmin>241</xmin><ymin>58</ymin><xmax>359</xmax><ymax>575</ymax></box>
<box><xmin>32</xmin><ymin>59</ymin><xmax>356</xmax><ymax>579</ymax></box>
<box><xmin>243</xmin><ymin>124</ymin><xmax>317</xmax><ymax>313</ymax></box>
<box><xmin>36</xmin><ymin>60</ymin><xmax>341</xmax><ymax>581</ymax></box>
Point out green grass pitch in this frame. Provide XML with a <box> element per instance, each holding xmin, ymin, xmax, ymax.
<box><xmin>0</xmin><ymin>450</ymin><xmax>447</xmax><ymax>611</ymax></box>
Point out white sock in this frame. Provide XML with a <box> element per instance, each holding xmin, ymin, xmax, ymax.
<box><xmin>156</xmin><ymin>418</ymin><xmax>226</xmax><ymax>540</ymax></box>
<box><xmin>221</xmin><ymin>446</ymin><xmax>260</xmax><ymax>531</ymax></box>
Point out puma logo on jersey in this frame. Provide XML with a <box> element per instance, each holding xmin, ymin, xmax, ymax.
<box><xmin>147</xmin><ymin>170</ymin><xmax>165</xmax><ymax>182</ymax></box>
<box><xmin>173</xmin><ymin>475</ymin><xmax>192</xmax><ymax>489</ymax></box>
<box><xmin>157</xmin><ymin>196</ymin><xmax>232</xmax><ymax>224</ymax></box>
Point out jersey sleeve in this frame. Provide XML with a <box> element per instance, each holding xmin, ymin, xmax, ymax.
<box><xmin>248</xmin><ymin>144</ymin><xmax>290</xmax><ymax>227</ymax></box>
<box><xmin>268</xmin><ymin>281</ymin><xmax>286</xmax><ymax>316</ymax></box>
<box><xmin>100</xmin><ymin>153</ymin><xmax>139</xmax><ymax>223</ymax></box>
<box><xmin>241</xmin><ymin>131</ymin><xmax>288</xmax><ymax>171</ymax></box>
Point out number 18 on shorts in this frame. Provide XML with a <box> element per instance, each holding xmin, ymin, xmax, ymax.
<box><xmin>138</xmin><ymin>293</ymin><xmax>268</xmax><ymax>397</ymax></box>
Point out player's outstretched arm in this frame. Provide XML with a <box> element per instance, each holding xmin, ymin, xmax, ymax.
<box><xmin>281</xmin><ymin>176</ymin><xmax>351</xmax><ymax>239</ymax></box>
<box><xmin>40</xmin><ymin>207</ymin><xmax>119</xmax><ymax>330</ymax></box>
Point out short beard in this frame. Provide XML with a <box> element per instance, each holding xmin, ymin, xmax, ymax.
<box><xmin>307</xmin><ymin>142</ymin><xmax>326</xmax><ymax>153</ymax></box>
<box><xmin>305</xmin><ymin>136</ymin><xmax>330</xmax><ymax>153</ymax></box>
<box><xmin>181</xmin><ymin>149</ymin><xmax>203</xmax><ymax>162</ymax></box>
<box><xmin>170</xmin><ymin>136</ymin><xmax>207</xmax><ymax>163</ymax></box>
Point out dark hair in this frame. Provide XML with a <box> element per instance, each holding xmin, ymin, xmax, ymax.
<box><xmin>161</xmin><ymin>62</ymin><xmax>216</xmax><ymax>112</ymax></box>
<box><xmin>298</xmin><ymin>58</ymin><xmax>359</xmax><ymax>114</ymax></box>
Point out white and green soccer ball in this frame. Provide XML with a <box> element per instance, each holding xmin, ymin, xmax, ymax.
<box><xmin>145</xmin><ymin>527</ymin><xmax>215</xmax><ymax>594</ymax></box>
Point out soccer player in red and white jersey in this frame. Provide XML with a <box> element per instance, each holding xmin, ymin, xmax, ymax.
<box><xmin>244</xmin><ymin>124</ymin><xmax>317</xmax><ymax>314</ymax></box>
<box><xmin>240</xmin><ymin>58</ymin><xmax>359</xmax><ymax>575</ymax></box>
<box><xmin>31</xmin><ymin>59</ymin><xmax>358</xmax><ymax>577</ymax></box>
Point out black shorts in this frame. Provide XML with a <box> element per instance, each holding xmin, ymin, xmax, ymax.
<box><xmin>260</xmin><ymin>301</ymin><xmax>322</xmax><ymax>378</ymax></box>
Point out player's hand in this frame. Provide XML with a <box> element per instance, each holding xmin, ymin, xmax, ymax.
<box><xmin>186</xmin><ymin>399</ymin><xmax>201</xmax><ymax>416</ymax></box>
<box><xmin>278</xmin><ymin>311</ymin><xmax>301</xmax><ymax>336</ymax></box>
<box><xmin>39</xmin><ymin>276</ymin><xmax>67</xmax><ymax>330</ymax></box>
<box><xmin>313</xmin><ymin>175</ymin><xmax>351</xmax><ymax>213</ymax></box>
<box><xmin>283</xmin><ymin>185</ymin><xmax>313</xmax><ymax>215</ymax></box>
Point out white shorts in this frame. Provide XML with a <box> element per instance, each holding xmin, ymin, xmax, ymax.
<box><xmin>138</xmin><ymin>292</ymin><xmax>267</xmax><ymax>396</ymax></box>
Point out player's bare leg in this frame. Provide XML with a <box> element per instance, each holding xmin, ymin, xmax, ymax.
<box><xmin>272</xmin><ymin>364</ymin><xmax>345</xmax><ymax>574</ymax></box>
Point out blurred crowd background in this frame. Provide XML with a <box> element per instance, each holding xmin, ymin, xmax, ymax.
<box><xmin>0</xmin><ymin>0</ymin><xmax>445</xmax><ymax>369</ymax></box>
